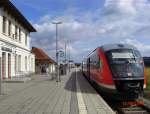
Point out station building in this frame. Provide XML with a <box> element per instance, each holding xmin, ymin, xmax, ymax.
<box><xmin>0</xmin><ymin>1</ymin><xmax>36</xmax><ymax>79</ymax></box>
<box><xmin>31</xmin><ymin>47</ymin><xmax>55</xmax><ymax>74</ymax></box>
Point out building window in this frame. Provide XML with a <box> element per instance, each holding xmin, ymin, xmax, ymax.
<box><xmin>25</xmin><ymin>56</ymin><xmax>27</xmax><ymax>71</ymax></box>
<box><xmin>2</xmin><ymin>16</ymin><xmax>6</xmax><ymax>34</ymax></box>
<box><xmin>19</xmin><ymin>28</ymin><xmax>21</xmax><ymax>42</ymax></box>
<box><xmin>15</xmin><ymin>25</ymin><xmax>18</xmax><ymax>40</ymax></box>
<box><xmin>16</xmin><ymin>54</ymin><xmax>21</xmax><ymax>72</ymax></box>
<box><xmin>25</xmin><ymin>33</ymin><xmax>27</xmax><ymax>46</ymax></box>
<box><xmin>8</xmin><ymin>20</ymin><xmax>11</xmax><ymax>36</ymax></box>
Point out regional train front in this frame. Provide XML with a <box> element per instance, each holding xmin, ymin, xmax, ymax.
<box><xmin>104</xmin><ymin>44</ymin><xmax>146</xmax><ymax>99</ymax></box>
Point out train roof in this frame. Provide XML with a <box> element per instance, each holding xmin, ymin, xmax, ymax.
<box><xmin>101</xmin><ymin>44</ymin><xmax>138</xmax><ymax>52</ymax></box>
<box><xmin>85</xmin><ymin>44</ymin><xmax>138</xmax><ymax>59</ymax></box>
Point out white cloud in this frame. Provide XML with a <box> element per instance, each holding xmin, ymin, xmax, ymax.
<box><xmin>100</xmin><ymin>0</ymin><xmax>150</xmax><ymax>38</ymax></box>
<box><xmin>31</xmin><ymin>0</ymin><xmax>150</xmax><ymax>62</ymax></box>
<box><xmin>105</xmin><ymin>0</ymin><xmax>137</xmax><ymax>15</ymax></box>
<box><xmin>123</xmin><ymin>39</ymin><xmax>150</xmax><ymax>56</ymax></box>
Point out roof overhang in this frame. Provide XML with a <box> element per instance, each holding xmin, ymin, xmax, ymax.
<box><xmin>0</xmin><ymin>0</ymin><xmax>36</xmax><ymax>32</ymax></box>
<box><xmin>36</xmin><ymin>59</ymin><xmax>56</xmax><ymax>64</ymax></box>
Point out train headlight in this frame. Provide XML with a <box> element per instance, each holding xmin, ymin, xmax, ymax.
<box><xmin>139</xmin><ymin>59</ymin><xmax>144</xmax><ymax>65</ymax></box>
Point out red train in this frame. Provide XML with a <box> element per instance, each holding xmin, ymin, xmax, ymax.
<box><xmin>82</xmin><ymin>44</ymin><xmax>146</xmax><ymax>100</ymax></box>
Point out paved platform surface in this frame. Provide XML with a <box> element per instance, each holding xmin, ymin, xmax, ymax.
<box><xmin>3</xmin><ymin>76</ymin><xmax>31</xmax><ymax>83</ymax></box>
<box><xmin>0</xmin><ymin>68</ymin><xmax>115</xmax><ymax>114</ymax></box>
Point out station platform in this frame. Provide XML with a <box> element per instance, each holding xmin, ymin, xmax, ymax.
<box><xmin>75</xmin><ymin>69</ymin><xmax>115</xmax><ymax>114</ymax></box>
<box><xmin>0</xmin><ymin>68</ymin><xmax>115</xmax><ymax>114</ymax></box>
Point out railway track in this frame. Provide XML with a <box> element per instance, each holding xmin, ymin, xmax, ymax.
<box><xmin>91</xmin><ymin>84</ymin><xmax>150</xmax><ymax>114</ymax></box>
<box><xmin>117</xmin><ymin>105</ymin><xmax>150</xmax><ymax>114</ymax></box>
<box><xmin>115</xmin><ymin>99</ymin><xmax>150</xmax><ymax>114</ymax></box>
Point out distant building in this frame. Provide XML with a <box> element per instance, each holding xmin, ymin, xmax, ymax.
<box><xmin>0</xmin><ymin>1</ymin><xmax>36</xmax><ymax>79</ymax></box>
<box><xmin>68</xmin><ymin>60</ymin><xmax>75</xmax><ymax>68</ymax></box>
<box><xmin>31</xmin><ymin>47</ymin><xmax>55</xmax><ymax>74</ymax></box>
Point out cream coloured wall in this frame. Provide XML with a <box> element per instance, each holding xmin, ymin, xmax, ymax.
<box><xmin>0</xmin><ymin>8</ymin><xmax>30</xmax><ymax>51</ymax></box>
<box><xmin>0</xmin><ymin>7</ymin><xmax>35</xmax><ymax>78</ymax></box>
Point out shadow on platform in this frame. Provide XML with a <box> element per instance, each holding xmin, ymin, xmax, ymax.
<box><xmin>64</xmin><ymin>71</ymin><xmax>97</xmax><ymax>94</ymax></box>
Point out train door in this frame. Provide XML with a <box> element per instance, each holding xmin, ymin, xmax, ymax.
<box><xmin>87</xmin><ymin>58</ymin><xmax>90</xmax><ymax>80</ymax></box>
<box><xmin>97</xmin><ymin>56</ymin><xmax>103</xmax><ymax>82</ymax></box>
<box><xmin>81</xmin><ymin>61</ymin><xmax>84</xmax><ymax>74</ymax></box>
<box><xmin>94</xmin><ymin>52</ymin><xmax>101</xmax><ymax>82</ymax></box>
<box><xmin>97</xmin><ymin>49</ymin><xmax>104</xmax><ymax>83</ymax></box>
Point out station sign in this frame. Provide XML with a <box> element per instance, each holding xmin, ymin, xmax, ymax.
<box><xmin>59</xmin><ymin>50</ymin><xmax>64</xmax><ymax>57</ymax></box>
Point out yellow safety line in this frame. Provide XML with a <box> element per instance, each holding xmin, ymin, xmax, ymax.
<box><xmin>76</xmin><ymin>69</ymin><xmax>88</xmax><ymax>114</ymax></box>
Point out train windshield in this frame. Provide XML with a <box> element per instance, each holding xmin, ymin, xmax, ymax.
<box><xmin>106</xmin><ymin>49</ymin><xmax>144</xmax><ymax>78</ymax></box>
<box><xmin>112</xmin><ymin>52</ymin><xmax>134</xmax><ymax>59</ymax></box>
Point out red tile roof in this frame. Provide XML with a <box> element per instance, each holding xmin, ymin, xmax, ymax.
<box><xmin>31</xmin><ymin>47</ymin><xmax>55</xmax><ymax>64</ymax></box>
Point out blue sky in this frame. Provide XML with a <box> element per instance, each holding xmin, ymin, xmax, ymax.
<box><xmin>11</xmin><ymin>0</ymin><xmax>150</xmax><ymax>62</ymax></box>
<box><xmin>11</xmin><ymin>0</ymin><xmax>105</xmax><ymax>22</ymax></box>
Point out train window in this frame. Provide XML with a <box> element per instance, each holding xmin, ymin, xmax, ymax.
<box><xmin>95</xmin><ymin>52</ymin><xmax>102</xmax><ymax>69</ymax></box>
<box><xmin>89</xmin><ymin>51</ymin><xmax>103</xmax><ymax>69</ymax></box>
<box><xmin>105</xmin><ymin>49</ymin><xmax>138</xmax><ymax>65</ymax></box>
<box><xmin>111</xmin><ymin>52</ymin><xmax>134</xmax><ymax>59</ymax></box>
<box><xmin>106</xmin><ymin>49</ymin><xmax>144</xmax><ymax>78</ymax></box>
<box><xmin>134</xmin><ymin>50</ymin><xmax>141</xmax><ymax>58</ymax></box>
<box><xmin>107</xmin><ymin>49</ymin><xmax>135</xmax><ymax>59</ymax></box>
<box><xmin>99</xmin><ymin>60</ymin><xmax>103</xmax><ymax>68</ymax></box>
<box><xmin>95</xmin><ymin>52</ymin><xmax>99</xmax><ymax>68</ymax></box>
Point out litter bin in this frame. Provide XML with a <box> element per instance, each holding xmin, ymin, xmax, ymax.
<box><xmin>59</xmin><ymin>64</ymin><xmax>63</xmax><ymax>75</ymax></box>
<box><xmin>59</xmin><ymin>64</ymin><xmax>67</xmax><ymax>75</ymax></box>
<box><xmin>63</xmin><ymin>64</ymin><xmax>67</xmax><ymax>75</ymax></box>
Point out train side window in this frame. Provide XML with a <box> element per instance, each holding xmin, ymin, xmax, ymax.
<box><xmin>94</xmin><ymin>52</ymin><xmax>98</xmax><ymax>68</ymax></box>
<box><xmin>99</xmin><ymin>60</ymin><xmax>103</xmax><ymax>68</ymax></box>
<box><xmin>97</xmin><ymin>53</ymin><xmax>103</xmax><ymax>69</ymax></box>
<box><xmin>95</xmin><ymin>54</ymin><xmax>98</xmax><ymax>68</ymax></box>
<box><xmin>95</xmin><ymin>52</ymin><xmax>101</xmax><ymax>68</ymax></box>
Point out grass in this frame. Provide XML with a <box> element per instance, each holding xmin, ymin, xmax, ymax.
<box><xmin>145</xmin><ymin>67</ymin><xmax>150</xmax><ymax>91</ymax></box>
<box><xmin>144</xmin><ymin>67</ymin><xmax>150</xmax><ymax>99</ymax></box>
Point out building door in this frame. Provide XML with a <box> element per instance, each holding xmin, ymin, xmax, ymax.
<box><xmin>2</xmin><ymin>52</ymin><xmax>6</xmax><ymax>79</ymax></box>
<box><xmin>8</xmin><ymin>53</ymin><xmax>11</xmax><ymax>78</ymax></box>
<box><xmin>15</xmin><ymin>54</ymin><xmax>16</xmax><ymax>77</ymax></box>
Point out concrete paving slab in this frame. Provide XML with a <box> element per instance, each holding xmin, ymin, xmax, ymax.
<box><xmin>75</xmin><ymin>69</ymin><xmax>115</xmax><ymax>114</ymax></box>
<box><xmin>0</xmin><ymin>69</ymin><xmax>115</xmax><ymax>114</ymax></box>
<box><xmin>3</xmin><ymin>77</ymin><xmax>31</xmax><ymax>83</ymax></box>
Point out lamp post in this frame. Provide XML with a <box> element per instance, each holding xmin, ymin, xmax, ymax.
<box><xmin>52</xmin><ymin>21</ymin><xmax>62</xmax><ymax>82</ymax></box>
<box><xmin>64</xmin><ymin>41</ymin><xmax>67</xmax><ymax>75</ymax></box>
<box><xmin>65</xmin><ymin>42</ymin><xmax>67</xmax><ymax>63</ymax></box>
<box><xmin>68</xmin><ymin>42</ymin><xmax>71</xmax><ymax>72</ymax></box>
